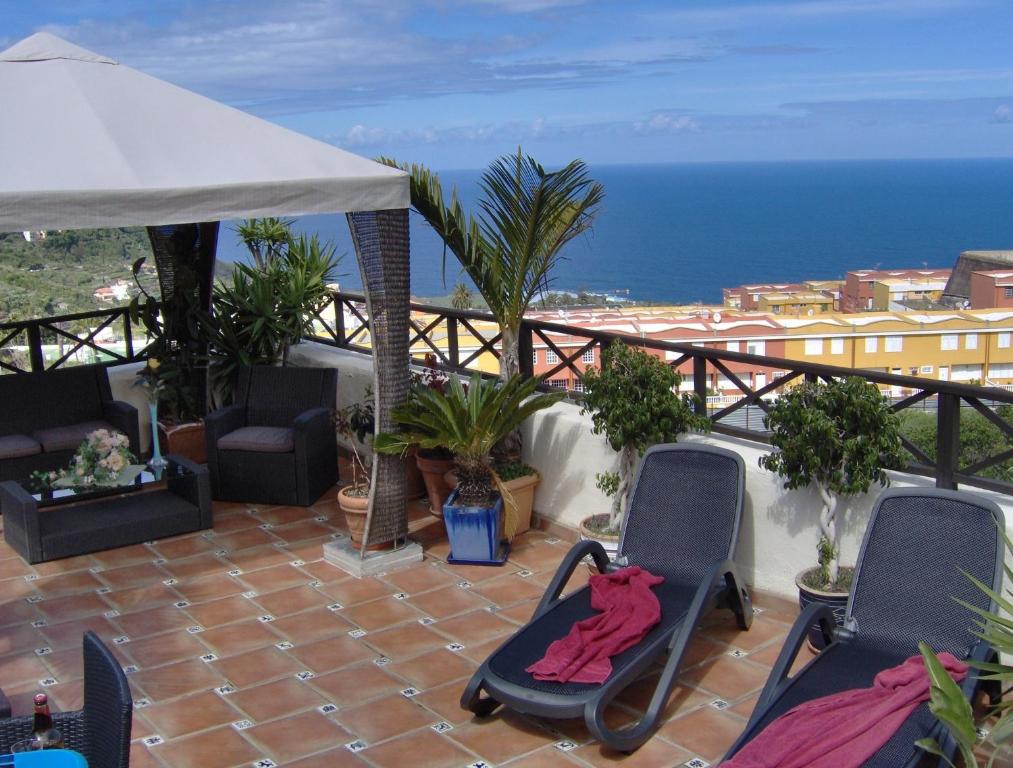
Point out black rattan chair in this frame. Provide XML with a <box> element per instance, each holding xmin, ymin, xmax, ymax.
<box><xmin>205</xmin><ymin>366</ymin><xmax>337</xmax><ymax>506</ymax></box>
<box><xmin>462</xmin><ymin>443</ymin><xmax>753</xmax><ymax>752</ymax></box>
<box><xmin>0</xmin><ymin>631</ymin><xmax>131</xmax><ymax>767</ymax></box>
<box><xmin>722</xmin><ymin>487</ymin><xmax>1004</xmax><ymax>767</ymax></box>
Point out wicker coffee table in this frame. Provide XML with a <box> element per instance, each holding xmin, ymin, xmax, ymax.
<box><xmin>0</xmin><ymin>455</ymin><xmax>212</xmax><ymax>563</ymax></box>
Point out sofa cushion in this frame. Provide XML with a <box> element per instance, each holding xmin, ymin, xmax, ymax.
<box><xmin>0</xmin><ymin>434</ymin><xmax>42</xmax><ymax>459</ymax></box>
<box><xmin>217</xmin><ymin>426</ymin><xmax>295</xmax><ymax>453</ymax></box>
<box><xmin>32</xmin><ymin>420</ymin><xmax>117</xmax><ymax>453</ymax></box>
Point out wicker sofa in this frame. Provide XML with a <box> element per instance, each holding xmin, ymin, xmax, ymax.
<box><xmin>0</xmin><ymin>366</ymin><xmax>140</xmax><ymax>482</ymax></box>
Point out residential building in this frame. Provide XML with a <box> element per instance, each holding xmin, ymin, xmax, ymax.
<box><xmin>843</xmin><ymin>268</ymin><xmax>951</xmax><ymax>312</ymax></box>
<box><xmin>969</xmin><ymin>270</ymin><xmax>1013</xmax><ymax>309</ymax></box>
<box><xmin>943</xmin><ymin>250</ymin><xmax>1013</xmax><ymax>306</ymax></box>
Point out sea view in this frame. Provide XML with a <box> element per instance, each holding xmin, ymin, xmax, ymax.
<box><xmin>220</xmin><ymin>157</ymin><xmax>1013</xmax><ymax>304</ymax></box>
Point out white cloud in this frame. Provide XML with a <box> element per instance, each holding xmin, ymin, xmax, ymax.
<box><xmin>633</xmin><ymin>114</ymin><xmax>701</xmax><ymax>135</ymax></box>
<box><xmin>994</xmin><ymin>104</ymin><xmax>1012</xmax><ymax>123</ymax></box>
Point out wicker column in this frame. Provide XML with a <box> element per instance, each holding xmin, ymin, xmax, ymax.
<box><xmin>346</xmin><ymin>209</ymin><xmax>410</xmax><ymax>550</ymax></box>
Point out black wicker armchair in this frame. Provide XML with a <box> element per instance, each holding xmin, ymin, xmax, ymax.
<box><xmin>205</xmin><ymin>366</ymin><xmax>338</xmax><ymax>506</ymax></box>
<box><xmin>0</xmin><ymin>631</ymin><xmax>131</xmax><ymax>767</ymax></box>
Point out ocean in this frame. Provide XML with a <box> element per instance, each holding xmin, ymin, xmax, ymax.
<box><xmin>216</xmin><ymin>158</ymin><xmax>1013</xmax><ymax>305</ymax></box>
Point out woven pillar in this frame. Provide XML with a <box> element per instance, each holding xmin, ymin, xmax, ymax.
<box><xmin>347</xmin><ymin>209</ymin><xmax>410</xmax><ymax>549</ymax></box>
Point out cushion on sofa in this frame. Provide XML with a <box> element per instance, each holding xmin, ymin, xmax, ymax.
<box><xmin>32</xmin><ymin>420</ymin><xmax>117</xmax><ymax>453</ymax></box>
<box><xmin>0</xmin><ymin>434</ymin><xmax>42</xmax><ymax>460</ymax></box>
<box><xmin>217</xmin><ymin>426</ymin><xmax>295</xmax><ymax>453</ymax></box>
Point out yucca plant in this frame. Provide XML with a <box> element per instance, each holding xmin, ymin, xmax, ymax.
<box><xmin>919</xmin><ymin>522</ymin><xmax>1013</xmax><ymax>766</ymax></box>
<box><xmin>374</xmin><ymin>373</ymin><xmax>564</xmax><ymax>507</ymax></box>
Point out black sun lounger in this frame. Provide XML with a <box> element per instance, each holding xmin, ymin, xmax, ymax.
<box><xmin>462</xmin><ymin>443</ymin><xmax>753</xmax><ymax>752</ymax></box>
<box><xmin>722</xmin><ymin>487</ymin><xmax>1004</xmax><ymax>767</ymax></box>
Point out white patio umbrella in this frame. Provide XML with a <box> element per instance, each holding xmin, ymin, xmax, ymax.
<box><xmin>0</xmin><ymin>32</ymin><xmax>407</xmax><ymax>231</ymax></box>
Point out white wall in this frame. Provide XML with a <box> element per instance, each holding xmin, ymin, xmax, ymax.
<box><xmin>282</xmin><ymin>342</ymin><xmax>1013</xmax><ymax>598</ymax></box>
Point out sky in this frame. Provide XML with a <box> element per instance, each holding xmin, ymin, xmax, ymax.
<box><xmin>4</xmin><ymin>0</ymin><xmax>1013</xmax><ymax>169</ymax></box>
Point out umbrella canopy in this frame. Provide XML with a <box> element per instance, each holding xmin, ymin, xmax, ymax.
<box><xmin>0</xmin><ymin>32</ymin><xmax>408</xmax><ymax>231</ymax></box>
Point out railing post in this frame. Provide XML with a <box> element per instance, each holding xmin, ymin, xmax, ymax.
<box><xmin>519</xmin><ymin>323</ymin><xmax>534</xmax><ymax>379</ymax></box>
<box><xmin>447</xmin><ymin>317</ymin><xmax>460</xmax><ymax>368</ymax></box>
<box><xmin>334</xmin><ymin>294</ymin><xmax>346</xmax><ymax>346</ymax></box>
<box><xmin>936</xmin><ymin>393</ymin><xmax>960</xmax><ymax>489</ymax></box>
<box><xmin>693</xmin><ymin>355</ymin><xmax>708</xmax><ymax>418</ymax></box>
<box><xmin>26</xmin><ymin>323</ymin><xmax>44</xmax><ymax>372</ymax></box>
<box><xmin>123</xmin><ymin>309</ymin><xmax>134</xmax><ymax>358</ymax></box>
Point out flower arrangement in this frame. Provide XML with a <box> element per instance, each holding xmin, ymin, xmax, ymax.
<box><xmin>32</xmin><ymin>429</ymin><xmax>136</xmax><ymax>489</ymax></box>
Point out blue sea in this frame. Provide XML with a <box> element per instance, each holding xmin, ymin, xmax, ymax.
<box><xmin>217</xmin><ymin>158</ymin><xmax>1013</xmax><ymax>305</ymax></box>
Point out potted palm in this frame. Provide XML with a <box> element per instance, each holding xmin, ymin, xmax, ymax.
<box><xmin>375</xmin><ymin>373</ymin><xmax>563</xmax><ymax>564</ymax></box>
<box><xmin>579</xmin><ymin>340</ymin><xmax>710</xmax><ymax>552</ymax></box>
<box><xmin>760</xmin><ymin>376</ymin><xmax>904</xmax><ymax>648</ymax></box>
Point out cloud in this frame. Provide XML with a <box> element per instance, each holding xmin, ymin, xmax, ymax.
<box><xmin>994</xmin><ymin>104</ymin><xmax>1012</xmax><ymax>123</ymax></box>
<box><xmin>333</xmin><ymin>116</ymin><xmax>561</xmax><ymax>149</ymax></box>
<box><xmin>732</xmin><ymin>44</ymin><xmax>829</xmax><ymax>56</ymax></box>
<box><xmin>650</xmin><ymin>0</ymin><xmax>982</xmax><ymax>27</ymax></box>
<box><xmin>633</xmin><ymin>114</ymin><xmax>701</xmax><ymax>135</ymax></box>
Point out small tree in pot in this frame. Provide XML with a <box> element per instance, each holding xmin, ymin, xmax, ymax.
<box><xmin>760</xmin><ymin>376</ymin><xmax>905</xmax><ymax>593</ymax></box>
<box><xmin>580</xmin><ymin>340</ymin><xmax>710</xmax><ymax>535</ymax></box>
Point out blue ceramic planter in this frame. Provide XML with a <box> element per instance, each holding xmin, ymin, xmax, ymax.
<box><xmin>443</xmin><ymin>490</ymin><xmax>504</xmax><ymax>563</ymax></box>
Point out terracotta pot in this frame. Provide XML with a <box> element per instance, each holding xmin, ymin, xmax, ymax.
<box><xmin>579</xmin><ymin>513</ymin><xmax>621</xmax><ymax>573</ymax></box>
<box><xmin>445</xmin><ymin>469</ymin><xmax>540</xmax><ymax>541</ymax></box>
<box><xmin>416</xmin><ymin>453</ymin><xmax>455</xmax><ymax>517</ymax></box>
<box><xmin>337</xmin><ymin>486</ymin><xmax>389</xmax><ymax>551</ymax></box>
<box><xmin>796</xmin><ymin>567</ymin><xmax>850</xmax><ymax>651</ymax></box>
<box><xmin>404</xmin><ymin>447</ymin><xmax>426</xmax><ymax>500</ymax></box>
<box><xmin>157</xmin><ymin>420</ymin><xmax>206</xmax><ymax>464</ymax></box>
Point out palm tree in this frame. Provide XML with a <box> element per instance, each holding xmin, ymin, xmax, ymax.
<box><xmin>380</xmin><ymin>149</ymin><xmax>604</xmax><ymax>382</ymax></box>
<box><xmin>450</xmin><ymin>282</ymin><xmax>473</xmax><ymax>310</ymax></box>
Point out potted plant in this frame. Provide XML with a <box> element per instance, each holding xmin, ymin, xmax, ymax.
<box><xmin>333</xmin><ymin>395</ymin><xmax>378</xmax><ymax>550</ymax></box>
<box><xmin>443</xmin><ymin>460</ymin><xmax>542</xmax><ymax>539</ymax></box>
<box><xmin>760</xmin><ymin>376</ymin><xmax>904</xmax><ymax>648</ymax></box>
<box><xmin>409</xmin><ymin>356</ymin><xmax>456</xmax><ymax>516</ymax></box>
<box><xmin>579</xmin><ymin>340</ymin><xmax>710</xmax><ymax>553</ymax></box>
<box><xmin>375</xmin><ymin>373</ymin><xmax>563</xmax><ymax>563</ymax></box>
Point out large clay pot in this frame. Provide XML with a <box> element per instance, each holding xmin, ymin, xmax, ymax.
<box><xmin>157</xmin><ymin>420</ymin><xmax>206</xmax><ymax>464</ymax></box>
<box><xmin>337</xmin><ymin>486</ymin><xmax>388</xmax><ymax>551</ymax></box>
<box><xmin>404</xmin><ymin>447</ymin><xmax>426</xmax><ymax>501</ymax></box>
<box><xmin>796</xmin><ymin>567</ymin><xmax>850</xmax><ymax>651</ymax></box>
<box><xmin>416</xmin><ymin>452</ymin><xmax>455</xmax><ymax>517</ymax></box>
<box><xmin>579</xmin><ymin>513</ymin><xmax>621</xmax><ymax>574</ymax></box>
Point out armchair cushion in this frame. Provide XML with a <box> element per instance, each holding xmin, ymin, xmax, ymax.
<box><xmin>0</xmin><ymin>434</ymin><xmax>40</xmax><ymax>460</ymax></box>
<box><xmin>217</xmin><ymin>426</ymin><xmax>294</xmax><ymax>453</ymax></box>
<box><xmin>32</xmin><ymin>420</ymin><xmax>117</xmax><ymax>452</ymax></box>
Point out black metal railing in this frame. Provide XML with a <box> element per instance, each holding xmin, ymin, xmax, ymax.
<box><xmin>0</xmin><ymin>306</ymin><xmax>145</xmax><ymax>374</ymax></box>
<box><xmin>313</xmin><ymin>290</ymin><xmax>1013</xmax><ymax>495</ymax></box>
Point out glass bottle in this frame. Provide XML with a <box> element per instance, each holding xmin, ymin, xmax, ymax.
<box><xmin>28</xmin><ymin>693</ymin><xmax>64</xmax><ymax>750</ymax></box>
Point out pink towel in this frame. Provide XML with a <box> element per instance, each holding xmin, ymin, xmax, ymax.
<box><xmin>526</xmin><ymin>566</ymin><xmax>665</xmax><ymax>684</ymax></box>
<box><xmin>724</xmin><ymin>652</ymin><xmax>967</xmax><ymax>768</ymax></box>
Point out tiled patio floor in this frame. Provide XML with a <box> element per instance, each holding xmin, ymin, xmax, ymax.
<box><xmin>0</xmin><ymin>488</ymin><xmax>800</xmax><ymax>768</ymax></box>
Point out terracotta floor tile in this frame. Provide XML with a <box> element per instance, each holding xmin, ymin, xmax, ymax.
<box><xmin>287</xmin><ymin>634</ymin><xmax>374</xmax><ymax>674</ymax></box>
<box><xmin>495</xmin><ymin>600</ymin><xmax>539</xmax><ymax>626</ymax></box>
<box><xmin>41</xmin><ymin>615</ymin><xmax>120</xmax><ymax>650</ymax></box>
<box><xmin>471</xmin><ymin>573</ymin><xmax>547</xmax><ymax>607</ymax></box>
<box><xmin>407</xmin><ymin>584</ymin><xmax>490</xmax><ymax>620</ymax></box>
<box><xmin>704</xmin><ymin>613</ymin><xmax>795</xmax><ymax>651</ymax></box>
<box><xmin>614</xmin><ymin>675</ymin><xmax>711</xmax><ymax>720</ymax></box>
<box><xmin>245</xmin><ymin>709</ymin><xmax>351</xmax><ymax>763</ymax></box>
<box><xmin>340</xmin><ymin>597</ymin><xmax>421</xmax><ymax>632</ymax></box>
<box><xmin>160</xmin><ymin>553</ymin><xmax>230</xmax><ymax>582</ymax></box>
<box><xmin>730</xmin><ymin>692</ymin><xmax>759</xmax><ymax>719</ymax></box>
<box><xmin>438</xmin><ymin>562</ymin><xmax>506</xmax><ymax>584</ymax></box>
<box><xmin>124</xmin><ymin>630</ymin><xmax>209</xmax><ymax>670</ymax></box>
<box><xmin>37</xmin><ymin>592</ymin><xmax>110</xmax><ymax>622</ymax></box>
<box><xmin>252</xmin><ymin>584</ymin><xmax>327</xmax><ymax>618</ymax></box>
<box><xmin>207</xmin><ymin>511</ymin><xmax>262</xmax><ymax>534</ymax></box>
<box><xmin>574</xmin><ymin>735</ymin><xmax>693</xmax><ymax>767</ymax></box>
<box><xmin>0</xmin><ymin>654</ymin><xmax>52</xmax><ymax>687</ymax></box>
<box><xmin>659</xmin><ymin>705</ymin><xmax>748</xmax><ymax>762</ymax></box>
<box><xmin>0</xmin><ymin>558</ymin><xmax>33</xmax><ymax>580</ymax></box>
<box><xmin>42</xmin><ymin>646</ymin><xmax>84</xmax><ymax>682</ymax></box>
<box><xmin>30</xmin><ymin>554</ymin><xmax>96</xmax><ymax>577</ymax></box>
<box><xmin>679</xmin><ymin>655</ymin><xmax>771</xmax><ymax>701</ymax></box>
<box><xmin>415</xmin><ymin>680</ymin><xmax>474</xmax><ymax>725</ymax></box>
<box><xmin>364</xmin><ymin>728</ymin><xmax>475</xmax><ymax>768</ymax></box>
<box><xmin>502</xmin><ymin>748</ymin><xmax>585</xmax><ymax>767</ymax></box>
<box><xmin>507</xmin><ymin>542</ymin><xmax>569</xmax><ymax>573</ymax></box>
<box><xmin>681</xmin><ymin>635</ymin><xmax>726</xmax><ymax>669</ymax></box>
<box><xmin>212</xmin><ymin>646</ymin><xmax>304</xmax><ymax>688</ymax></box>
<box><xmin>363</xmin><ymin>622</ymin><xmax>447</xmax><ymax>661</ymax></box>
<box><xmin>459</xmin><ymin>635</ymin><xmax>507</xmax><ymax>665</ymax></box>
<box><xmin>128</xmin><ymin>742</ymin><xmax>162</xmax><ymax>768</ymax></box>
<box><xmin>154</xmin><ymin>724</ymin><xmax>262</xmax><ymax>768</ymax></box>
<box><xmin>184</xmin><ymin>594</ymin><xmax>262</xmax><ymax>628</ymax></box>
<box><xmin>286</xmin><ymin>747</ymin><xmax>368</xmax><ymax>768</ymax></box>
<box><xmin>430</xmin><ymin>610</ymin><xmax>518</xmax><ymax>648</ymax></box>
<box><xmin>298</xmin><ymin>560</ymin><xmax>352</xmax><ymax>584</ymax></box>
<box><xmin>150</xmin><ymin>533</ymin><xmax>217</xmax><ymax>561</ymax></box>
<box><xmin>116</xmin><ymin>605</ymin><xmax>194</xmax><ymax>639</ymax></box>
<box><xmin>0</xmin><ymin>578</ymin><xmax>40</xmax><ymax>601</ymax></box>
<box><xmin>171</xmin><ymin>573</ymin><xmax>246</xmax><ymax>604</ymax></box>
<box><xmin>208</xmin><ymin>527</ymin><xmax>279</xmax><ymax>552</ymax></box>
<box><xmin>382</xmin><ymin>563</ymin><xmax>458</xmax><ymax>595</ymax></box>
<box><xmin>0</xmin><ymin>599</ymin><xmax>42</xmax><ymax>628</ymax></box>
<box><xmin>387</xmin><ymin>648</ymin><xmax>477</xmax><ymax>690</ymax></box>
<box><xmin>254</xmin><ymin>506</ymin><xmax>318</xmax><ymax>526</ymax></box>
<box><xmin>226</xmin><ymin>677</ymin><xmax>326</xmax><ymax>723</ymax></box>
<box><xmin>282</xmin><ymin>541</ymin><xmax>330</xmax><ymax>563</ymax></box>
<box><xmin>198</xmin><ymin>620</ymin><xmax>282</xmax><ymax>657</ymax></box>
<box><xmin>102</xmin><ymin>582</ymin><xmax>178</xmax><ymax>613</ymax></box>
<box><xmin>89</xmin><ymin>544</ymin><xmax>156</xmax><ymax>569</ymax></box>
<box><xmin>97</xmin><ymin>562</ymin><xmax>169</xmax><ymax>590</ymax></box>
<box><xmin>310</xmin><ymin>663</ymin><xmax>403</xmax><ymax>707</ymax></box>
<box><xmin>237</xmin><ymin>563</ymin><xmax>309</xmax><ymax>594</ymax></box>
<box><xmin>140</xmin><ymin>690</ymin><xmax>241</xmax><ymax>739</ymax></box>
<box><xmin>319</xmin><ymin>577</ymin><xmax>397</xmax><ymax>606</ymax></box>
<box><xmin>448</xmin><ymin>710</ymin><xmax>557</xmax><ymax>765</ymax></box>
<box><xmin>46</xmin><ymin>678</ymin><xmax>83</xmax><ymax>711</ymax></box>
<box><xmin>131</xmin><ymin>657</ymin><xmax>228</xmax><ymax>702</ymax></box>
<box><xmin>335</xmin><ymin>693</ymin><xmax>436</xmax><ymax>744</ymax></box>
<box><xmin>0</xmin><ymin>622</ymin><xmax>47</xmax><ymax>657</ymax></box>
<box><xmin>269</xmin><ymin>607</ymin><xmax>352</xmax><ymax>644</ymax></box>
<box><xmin>267</xmin><ymin>520</ymin><xmax>333</xmax><ymax>544</ymax></box>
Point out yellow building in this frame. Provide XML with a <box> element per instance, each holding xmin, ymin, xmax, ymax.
<box><xmin>757</xmin><ymin>291</ymin><xmax>835</xmax><ymax>316</ymax></box>
<box><xmin>871</xmin><ymin>277</ymin><xmax>948</xmax><ymax>310</ymax></box>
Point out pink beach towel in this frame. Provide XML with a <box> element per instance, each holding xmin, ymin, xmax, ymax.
<box><xmin>526</xmin><ymin>566</ymin><xmax>665</xmax><ymax>684</ymax></box>
<box><xmin>724</xmin><ymin>652</ymin><xmax>967</xmax><ymax>768</ymax></box>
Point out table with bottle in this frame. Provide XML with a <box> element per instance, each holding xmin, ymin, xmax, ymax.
<box><xmin>1</xmin><ymin>694</ymin><xmax>86</xmax><ymax>766</ymax></box>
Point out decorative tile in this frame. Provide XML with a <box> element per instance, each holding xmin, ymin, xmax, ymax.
<box><xmin>24</xmin><ymin>574</ymin><xmax>37</xmax><ymax>582</ymax></box>
<box><xmin>142</xmin><ymin>735</ymin><xmax>164</xmax><ymax>747</ymax></box>
<box><xmin>133</xmin><ymin>697</ymin><xmax>151</xmax><ymax>709</ymax></box>
<box><xmin>545</xmin><ymin>537</ymin><xmax>561</xmax><ymax>544</ymax></box>
<box><xmin>274</xmin><ymin>641</ymin><xmax>294</xmax><ymax>651</ymax></box>
<box><xmin>373</xmin><ymin>656</ymin><xmax>391</xmax><ymax>667</ymax></box>
<box><xmin>103</xmin><ymin>610</ymin><xmax>119</xmax><ymax>619</ymax></box>
<box><xmin>289</xmin><ymin>560</ymin><xmax>305</xmax><ymax>567</ymax></box>
<box><xmin>187</xmin><ymin>625</ymin><xmax>205</xmax><ymax>634</ymax></box>
<box><xmin>430</xmin><ymin>721</ymin><xmax>453</xmax><ymax>734</ymax></box>
<box><xmin>486</xmin><ymin>605</ymin><xmax>499</xmax><ymax>613</ymax></box>
<box><xmin>95</xmin><ymin>586</ymin><xmax>111</xmax><ymax>594</ymax></box>
<box><xmin>685</xmin><ymin>760</ymin><xmax>711</xmax><ymax>768</ymax></box>
<box><xmin>253</xmin><ymin>760</ymin><xmax>276</xmax><ymax>768</ymax></box>
<box><xmin>34</xmin><ymin>647</ymin><xmax>52</xmax><ymax>656</ymax></box>
<box><xmin>345</xmin><ymin>740</ymin><xmax>367</xmax><ymax>753</ymax></box>
<box><xmin>25</xmin><ymin>596</ymin><xmax>43</xmax><ymax>604</ymax></box>
<box><xmin>242</xmin><ymin>591</ymin><xmax>257</xmax><ymax>599</ymax></box>
<box><xmin>200</xmin><ymin>653</ymin><xmax>218</xmax><ymax>663</ymax></box>
<box><xmin>727</xmin><ymin>648</ymin><xmax>748</xmax><ymax>659</ymax></box>
<box><xmin>466</xmin><ymin>762</ymin><xmax>491</xmax><ymax>768</ymax></box>
<box><xmin>457</xmin><ymin>580</ymin><xmax>472</xmax><ymax>589</ymax></box>
<box><xmin>38</xmin><ymin>677</ymin><xmax>57</xmax><ymax>687</ymax></box>
<box><xmin>445</xmin><ymin>642</ymin><xmax>465</xmax><ymax>652</ymax></box>
<box><xmin>232</xmin><ymin>719</ymin><xmax>254</xmax><ymax>730</ymax></box>
<box><xmin>201</xmin><ymin>531</ymin><xmax>216</xmax><ymax>539</ymax></box>
<box><xmin>162</xmin><ymin>578</ymin><xmax>178</xmax><ymax>586</ymax></box>
<box><xmin>174</xmin><ymin>600</ymin><xmax>191</xmax><ymax>608</ymax></box>
<box><xmin>215</xmin><ymin>684</ymin><xmax>236</xmax><ymax>696</ymax></box>
<box><xmin>752</xmin><ymin>606</ymin><xmax>765</xmax><ymax>615</ymax></box>
<box><xmin>88</xmin><ymin>566</ymin><xmax>104</xmax><ymax>573</ymax></box>
<box><xmin>418</xmin><ymin>616</ymin><xmax>436</xmax><ymax>625</ymax></box>
<box><xmin>314</xmin><ymin>515</ymin><xmax>328</xmax><ymax>522</ymax></box>
<box><xmin>257</xmin><ymin>614</ymin><xmax>276</xmax><ymax>623</ymax></box>
<box><xmin>516</xmin><ymin>570</ymin><xmax>534</xmax><ymax>578</ymax></box>
<box><xmin>152</xmin><ymin>558</ymin><xmax>167</xmax><ymax>565</ymax></box>
<box><xmin>31</xmin><ymin>619</ymin><xmax>47</xmax><ymax>628</ymax></box>
<box><xmin>317</xmin><ymin>703</ymin><xmax>338</xmax><ymax>714</ymax></box>
<box><xmin>555</xmin><ymin>740</ymin><xmax>578</xmax><ymax>752</ymax></box>
<box><xmin>258</xmin><ymin>523</ymin><xmax>273</xmax><ymax>530</ymax></box>
<box><xmin>330</xmin><ymin>533</ymin><xmax>344</xmax><ymax>540</ymax></box>
<box><xmin>295</xmin><ymin>670</ymin><xmax>315</xmax><ymax>680</ymax></box>
<box><xmin>308</xmin><ymin>580</ymin><xmax>322</xmax><ymax>588</ymax></box>
<box><xmin>327</xmin><ymin>603</ymin><xmax>343</xmax><ymax>612</ymax></box>
<box><xmin>709</xmin><ymin>698</ymin><xmax>730</xmax><ymax>710</ymax></box>
<box><xmin>214</xmin><ymin>549</ymin><xmax>229</xmax><ymax>556</ymax></box>
<box><xmin>348</xmin><ymin>628</ymin><xmax>366</xmax><ymax>638</ymax></box>
<box><xmin>399</xmin><ymin>687</ymin><xmax>419</xmax><ymax>698</ymax></box>
<box><xmin>392</xmin><ymin>592</ymin><xmax>409</xmax><ymax>600</ymax></box>
<box><xmin>228</xmin><ymin>569</ymin><xmax>242</xmax><ymax>576</ymax></box>
<box><xmin>122</xmin><ymin>665</ymin><xmax>139</xmax><ymax>675</ymax></box>
<box><xmin>112</xmin><ymin>635</ymin><xmax>130</xmax><ymax>645</ymax></box>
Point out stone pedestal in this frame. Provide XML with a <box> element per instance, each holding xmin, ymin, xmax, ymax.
<box><xmin>323</xmin><ymin>537</ymin><xmax>423</xmax><ymax>578</ymax></box>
